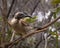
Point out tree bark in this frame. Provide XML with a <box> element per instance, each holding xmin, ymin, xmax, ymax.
<box><xmin>1</xmin><ymin>0</ymin><xmax>7</xmax><ymax>47</ymax></box>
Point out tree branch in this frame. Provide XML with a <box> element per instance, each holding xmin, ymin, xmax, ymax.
<box><xmin>41</xmin><ymin>16</ymin><xmax>60</xmax><ymax>29</ymax></box>
<box><xmin>6</xmin><ymin>27</ymin><xmax>48</xmax><ymax>48</ymax></box>
<box><xmin>30</xmin><ymin>0</ymin><xmax>40</xmax><ymax>15</ymax></box>
<box><xmin>4</xmin><ymin>16</ymin><xmax>60</xmax><ymax>48</ymax></box>
<box><xmin>1</xmin><ymin>0</ymin><xmax>7</xmax><ymax>47</ymax></box>
<box><xmin>35</xmin><ymin>23</ymin><xmax>60</xmax><ymax>48</ymax></box>
<box><xmin>7</xmin><ymin>0</ymin><xmax>15</xmax><ymax>19</ymax></box>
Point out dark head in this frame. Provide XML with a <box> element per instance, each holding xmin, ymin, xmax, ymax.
<box><xmin>14</xmin><ymin>12</ymin><xmax>32</xmax><ymax>20</ymax></box>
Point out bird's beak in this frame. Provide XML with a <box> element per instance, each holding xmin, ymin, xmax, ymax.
<box><xmin>24</xmin><ymin>15</ymin><xmax>32</xmax><ymax>18</ymax></box>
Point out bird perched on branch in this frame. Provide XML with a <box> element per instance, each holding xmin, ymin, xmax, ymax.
<box><xmin>8</xmin><ymin>12</ymin><xmax>32</xmax><ymax>36</ymax></box>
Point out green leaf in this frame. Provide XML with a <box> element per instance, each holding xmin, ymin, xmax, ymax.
<box><xmin>0</xmin><ymin>16</ymin><xmax>2</xmax><ymax>21</ymax></box>
<box><xmin>26</xmin><ymin>16</ymin><xmax>37</xmax><ymax>23</ymax></box>
<box><xmin>56</xmin><ymin>7</ymin><xmax>60</xmax><ymax>13</ymax></box>
<box><xmin>6</xmin><ymin>29</ymin><xmax>12</xmax><ymax>42</ymax></box>
<box><xmin>32</xmin><ymin>16</ymin><xmax>37</xmax><ymax>19</ymax></box>
<box><xmin>55</xmin><ymin>31</ymin><xmax>58</xmax><ymax>48</ymax></box>
<box><xmin>51</xmin><ymin>0</ymin><xmax>60</xmax><ymax>5</ymax></box>
<box><xmin>54</xmin><ymin>22</ymin><xmax>60</xmax><ymax>27</ymax></box>
<box><xmin>53</xmin><ymin>7</ymin><xmax>60</xmax><ymax>18</ymax></box>
<box><xmin>50</xmin><ymin>31</ymin><xmax>56</xmax><ymax>35</ymax></box>
<box><xmin>53</xmin><ymin>12</ymin><xmax>56</xmax><ymax>18</ymax></box>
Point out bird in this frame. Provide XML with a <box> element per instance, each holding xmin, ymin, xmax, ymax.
<box><xmin>8</xmin><ymin>12</ymin><xmax>32</xmax><ymax>36</ymax></box>
<box><xmin>8</xmin><ymin>12</ymin><xmax>43</xmax><ymax>42</ymax></box>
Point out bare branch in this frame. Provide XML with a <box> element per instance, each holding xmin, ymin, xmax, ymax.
<box><xmin>7</xmin><ymin>16</ymin><xmax>60</xmax><ymax>48</ymax></box>
<box><xmin>7</xmin><ymin>0</ymin><xmax>15</xmax><ymax>19</ymax></box>
<box><xmin>31</xmin><ymin>0</ymin><xmax>40</xmax><ymax>15</ymax></box>
<box><xmin>41</xmin><ymin>16</ymin><xmax>60</xmax><ymax>29</ymax></box>
<box><xmin>6</xmin><ymin>27</ymin><xmax>48</xmax><ymax>48</ymax></box>
<box><xmin>1</xmin><ymin>0</ymin><xmax>7</xmax><ymax>48</ymax></box>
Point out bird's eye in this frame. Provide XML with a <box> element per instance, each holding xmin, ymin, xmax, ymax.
<box><xmin>15</xmin><ymin>14</ymin><xmax>24</xmax><ymax>20</ymax></box>
<box><xmin>20</xmin><ymin>14</ymin><xmax>24</xmax><ymax>16</ymax></box>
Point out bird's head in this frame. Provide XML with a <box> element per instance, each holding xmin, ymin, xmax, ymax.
<box><xmin>14</xmin><ymin>12</ymin><xmax>32</xmax><ymax>20</ymax></box>
<box><xmin>10</xmin><ymin>12</ymin><xmax>32</xmax><ymax>26</ymax></box>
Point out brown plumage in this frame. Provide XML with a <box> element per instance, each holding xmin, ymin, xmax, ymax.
<box><xmin>8</xmin><ymin>12</ymin><xmax>32</xmax><ymax>36</ymax></box>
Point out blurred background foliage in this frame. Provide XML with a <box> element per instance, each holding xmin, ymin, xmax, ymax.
<box><xmin>0</xmin><ymin>0</ymin><xmax>60</xmax><ymax>48</ymax></box>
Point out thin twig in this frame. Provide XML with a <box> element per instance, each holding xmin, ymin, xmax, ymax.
<box><xmin>7</xmin><ymin>0</ymin><xmax>15</xmax><ymax>19</ymax></box>
<box><xmin>31</xmin><ymin>0</ymin><xmax>40</xmax><ymax>15</ymax></box>
<box><xmin>41</xmin><ymin>16</ymin><xmax>60</xmax><ymax>29</ymax></box>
